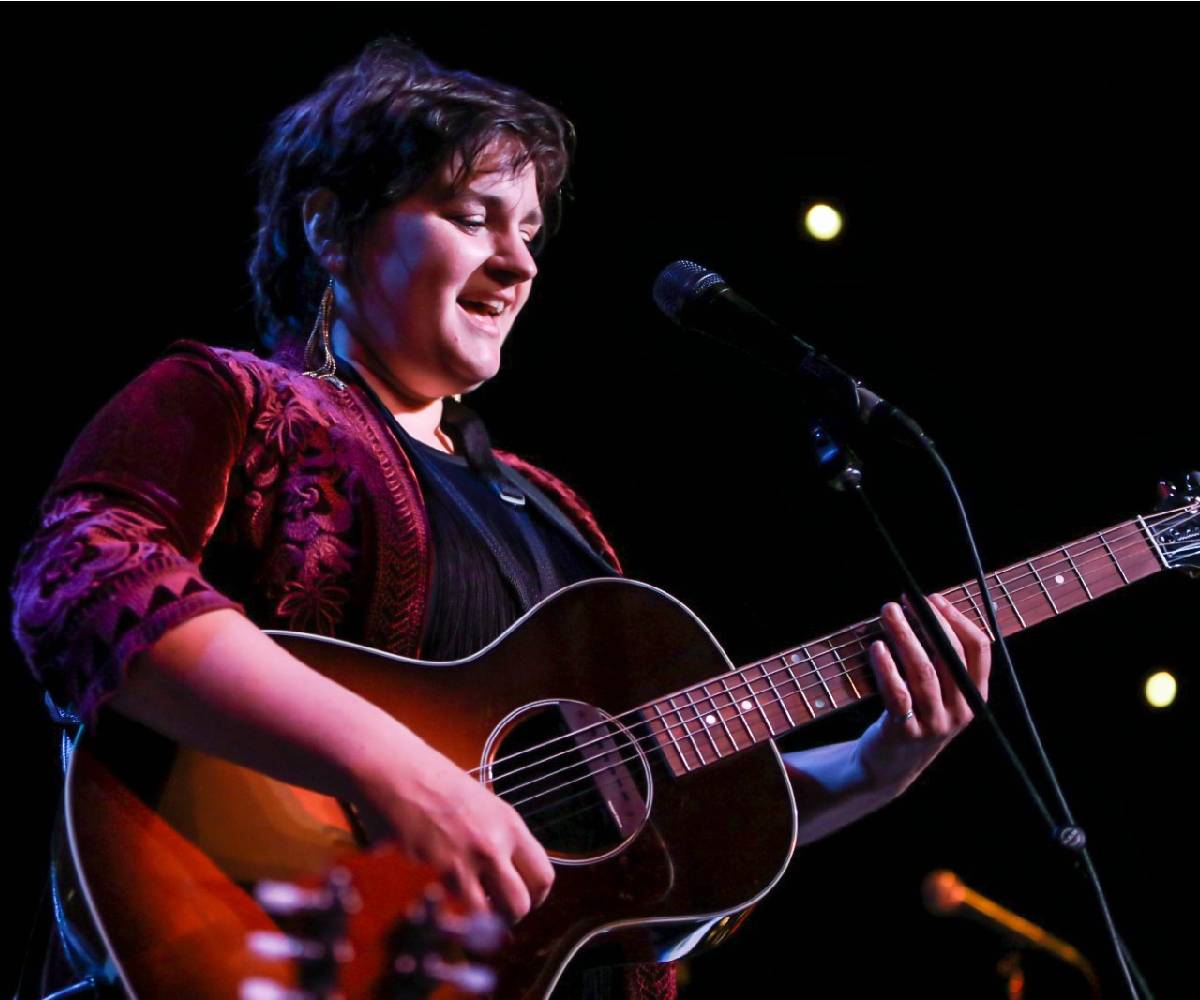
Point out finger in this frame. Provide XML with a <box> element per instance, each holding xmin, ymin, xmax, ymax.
<box><xmin>443</xmin><ymin>861</ymin><xmax>490</xmax><ymax>916</ymax></box>
<box><xmin>512</xmin><ymin>834</ymin><xmax>555</xmax><ymax>908</ymax></box>
<box><xmin>882</xmin><ymin>602</ymin><xmax>950</xmax><ymax>735</ymax></box>
<box><xmin>913</xmin><ymin>594</ymin><xmax>971</xmax><ymax>718</ymax></box>
<box><xmin>932</xmin><ymin>593</ymin><xmax>992</xmax><ymax>701</ymax></box>
<box><xmin>479</xmin><ymin>857</ymin><xmax>533</xmax><ymax>923</ymax></box>
<box><xmin>868</xmin><ymin>637</ymin><xmax>918</xmax><ymax>736</ymax></box>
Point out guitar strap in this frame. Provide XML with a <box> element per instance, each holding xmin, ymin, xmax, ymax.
<box><xmin>337</xmin><ymin>358</ymin><xmax>614</xmax><ymax>613</ymax></box>
<box><xmin>441</xmin><ymin>398</ymin><xmax>618</xmax><ymax>576</ymax></box>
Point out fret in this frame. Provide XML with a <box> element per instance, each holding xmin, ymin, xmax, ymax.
<box><xmin>1033</xmin><ymin>552</ymin><xmax>1080</xmax><ymax>615</ymax></box>
<box><xmin>799</xmin><ymin>645</ymin><xmax>837</xmax><ymax>714</ymax></box>
<box><xmin>742</xmin><ymin>666</ymin><xmax>778</xmax><ymax>737</ymax></box>
<box><xmin>762</xmin><ymin>659</ymin><xmax>797</xmax><ymax>728</ymax></box>
<box><xmin>650</xmin><ymin>703</ymin><xmax>690</xmax><ymax>775</ymax></box>
<box><xmin>698</xmin><ymin>680</ymin><xmax>740</xmax><ymax>752</ymax></box>
<box><xmin>718</xmin><ymin>673</ymin><xmax>758</xmax><ymax>743</ymax></box>
<box><xmin>667</xmin><ymin>696</ymin><xmax>706</xmax><ymax>766</ymax></box>
<box><xmin>1062</xmin><ymin>543</ymin><xmax>1094</xmax><ymax>599</ymax></box>
<box><xmin>818</xmin><ymin>644</ymin><xmax>843</xmax><ymax>710</ymax></box>
<box><xmin>957</xmin><ymin>585</ymin><xmax>993</xmax><ymax>638</ymax></box>
<box><xmin>842</xmin><ymin>632</ymin><xmax>866</xmax><ymax>700</ymax></box>
<box><xmin>1119</xmin><ymin>521</ymin><xmax>1168</xmax><ymax>582</ymax></box>
<box><xmin>1028</xmin><ymin>559</ymin><xmax>1058</xmax><ymax>614</ymax></box>
<box><xmin>1135</xmin><ymin>516</ymin><xmax>1169</xmax><ymax>570</ymax></box>
<box><xmin>788</xmin><ymin>650</ymin><xmax>819</xmax><ymax>719</ymax></box>
<box><xmin>781</xmin><ymin>652</ymin><xmax>817</xmax><ymax>720</ymax></box>
<box><xmin>682</xmin><ymin>687</ymin><xmax>723</xmax><ymax>760</ymax></box>
<box><xmin>993</xmin><ymin>571</ymin><xmax>1026</xmax><ymax>629</ymax></box>
<box><xmin>1098</xmin><ymin>531</ymin><xmax>1131</xmax><ymax>585</ymax></box>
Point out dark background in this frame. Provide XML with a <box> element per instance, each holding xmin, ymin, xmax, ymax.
<box><xmin>7</xmin><ymin>13</ymin><xmax>1196</xmax><ymax>999</ymax></box>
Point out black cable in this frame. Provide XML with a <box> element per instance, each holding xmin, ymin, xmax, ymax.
<box><xmin>858</xmin><ymin>427</ymin><xmax>1152</xmax><ymax>999</ymax></box>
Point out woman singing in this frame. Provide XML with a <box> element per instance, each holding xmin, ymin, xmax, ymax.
<box><xmin>12</xmin><ymin>38</ymin><xmax>990</xmax><ymax>1000</ymax></box>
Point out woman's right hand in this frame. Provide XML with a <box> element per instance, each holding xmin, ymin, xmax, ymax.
<box><xmin>110</xmin><ymin>610</ymin><xmax>554</xmax><ymax>925</ymax></box>
<box><xmin>352</xmin><ymin>736</ymin><xmax>555</xmax><ymax>923</ymax></box>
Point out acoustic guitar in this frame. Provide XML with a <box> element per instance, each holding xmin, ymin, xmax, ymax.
<box><xmin>60</xmin><ymin>479</ymin><xmax>1198</xmax><ymax>998</ymax></box>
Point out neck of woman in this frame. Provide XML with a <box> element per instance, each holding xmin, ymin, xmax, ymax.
<box><xmin>331</xmin><ymin>326</ymin><xmax>452</xmax><ymax>453</ymax></box>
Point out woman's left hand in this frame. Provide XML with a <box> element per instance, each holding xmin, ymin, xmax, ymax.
<box><xmin>855</xmin><ymin>592</ymin><xmax>992</xmax><ymax>796</ymax></box>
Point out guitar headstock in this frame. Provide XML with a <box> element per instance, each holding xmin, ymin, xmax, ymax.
<box><xmin>242</xmin><ymin>849</ymin><xmax>504</xmax><ymax>1000</ymax></box>
<box><xmin>1150</xmin><ymin>472</ymin><xmax>1200</xmax><ymax>577</ymax></box>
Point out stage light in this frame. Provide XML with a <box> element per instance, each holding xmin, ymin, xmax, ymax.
<box><xmin>1144</xmin><ymin>671</ymin><xmax>1177</xmax><ymax>708</ymax></box>
<box><xmin>803</xmin><ymin>203</ymin><xmax>843</xmax><ymax>241</ymax></box>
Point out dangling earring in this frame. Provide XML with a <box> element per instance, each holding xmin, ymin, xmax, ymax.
<box><xmin>303</xmin><ymin>279</ymin><xmax>345</xmax><ymax>389</ymax></box>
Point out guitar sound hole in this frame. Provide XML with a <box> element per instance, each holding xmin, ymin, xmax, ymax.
<box><xmin>485</xmin><ymin>700</ymin><xmax>651</xmax><ymax>863</ymax></box>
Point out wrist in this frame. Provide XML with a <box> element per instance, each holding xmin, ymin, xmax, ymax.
<box><xmin>337</xmin><ymin>707</ymin><xmax>427</xmax><ymax>810</ymax></box>
<box><xmin>853</xmin><ymin>714</ymin><xmax>937</xmax><ymax>801</ymax></box>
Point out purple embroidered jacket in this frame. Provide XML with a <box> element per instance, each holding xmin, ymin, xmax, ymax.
<box><xmin>10</xmin><ymin>339</ymin><xmax>620</xmax><ymax>727</ymax></box>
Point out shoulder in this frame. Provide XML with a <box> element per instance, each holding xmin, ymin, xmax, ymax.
<box><xmin>156</xmin><ymin>339</ymin><xmax>351</xmax><ymax>430</ymax></box>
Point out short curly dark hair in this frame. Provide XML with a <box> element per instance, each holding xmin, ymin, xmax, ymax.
<box><xmin>249</xmin><ymin>38</ymin><xmax>574</xmax><ymax>349</ymax></box>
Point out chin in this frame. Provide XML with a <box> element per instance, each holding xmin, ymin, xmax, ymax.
<box><xmin>448</xmin><ymin>353</ymin><xmax>502</xmax><ymax>394</ymax></box>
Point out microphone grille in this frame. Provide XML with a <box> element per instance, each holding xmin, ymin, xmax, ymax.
<box><xmin>922</xmin><ymin>870</ymin><xmax>967</xmax><ymax>915</ymax></box>
<box><xmin>652</xmin><ymin>260</ymin><xmax>727</xmax><ymax>323</ymax></box>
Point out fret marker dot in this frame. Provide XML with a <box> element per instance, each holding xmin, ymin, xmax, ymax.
<box><xmin>740</xmin><ymin>700</ymin><xmax>753</xmax><ymax>711</ymax></box>
<box><xmin>815</xmin><ymin>698</ymin><xmax>826</xmax><ymax>709</ymax></box>
<box><xmin>1054</xmin><ymin>574</ymin><xmax>1065</xmax><ymax>585</ymax></box>
<box><xmin>991</xmin><ymin>601</ymin><xmax>998</xmax><ymax>610</ymax></box>
<box><xmin>705</xmin><ymin>714</ymin><xmax>717</xmax><ymax>726</ymax></box>
<box><xmin>789</xmin><ymin>653</ymin><xmax>802</xmax><ymax>664</ymax></box>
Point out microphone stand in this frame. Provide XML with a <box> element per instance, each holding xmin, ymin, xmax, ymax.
<box><xmin>803</xmin><ymin>413</ymin><xmax>1153</xmax><ymax>1000</ymax></box>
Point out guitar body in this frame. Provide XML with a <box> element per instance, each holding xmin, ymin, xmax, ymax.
<box><xmin>65</xmin><ymin>578</ymin><xmax>798</xmax><ymax>998</ymax></box>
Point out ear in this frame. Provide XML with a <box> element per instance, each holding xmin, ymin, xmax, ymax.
<box><xmin>302</xmin><ymin>188</ymin><xmax>347</xmax><ymax>275</ymax></box>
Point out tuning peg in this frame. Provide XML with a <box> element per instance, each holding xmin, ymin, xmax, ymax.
<box><xmin>437</xmin><ymin>911</ymin><xmax>508</xmax><ymax>953</ymax></box>
<box><xmin>1184</xmin><ymin>471</ymin><xmax>1200</xmax><ymax>495</ymax></box>
<box><xmin>390</xmin><ymin>955</ymin><xmax>498</xmax><ymax>995</ymax></box>
<box><xmin>425</xmin><ymin>956</ymin><xmax>498</xmax><ymax>995</ymax></box>
<box><xmin>246</xmin><ymin>930</ymin><xmax>330</xmax><ymax>963</ymax></box>
<box><xmin>1157</xmin><ymin>480</ymin><xmax>1177</xmax><ymax>500</ymax></box>
<box><xmin>239</xmin><ymin>976</ymin><xmax>319</xmax><ymax>1000</ymax></box>
<box><xmin>255</xmin><ymin>880</ymin><xmax>336</xmax><ymax>917</ymax></box>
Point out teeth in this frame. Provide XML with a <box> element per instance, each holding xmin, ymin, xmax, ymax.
<box><xmin>461</xmin><ymin>300</ymin><xmax>504</xmax><ymax>317</ymax></box>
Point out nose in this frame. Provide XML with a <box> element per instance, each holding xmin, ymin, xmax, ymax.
<box><xmin>488</xmin><ymin>228</ymin><xmax>538</xmax><ymax>285</ymax></box>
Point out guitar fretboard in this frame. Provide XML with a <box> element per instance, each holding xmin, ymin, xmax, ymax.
<box><xmin>644</xmin><ymin>517</ymin><xmax>1164</xmax><ymax>777</ymax></box>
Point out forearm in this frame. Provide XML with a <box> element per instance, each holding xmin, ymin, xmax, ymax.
<box><xmin>782</xmin><ymin>740</ymin><xmax>898</xmax><ymax>848</ymax></box>
<box><xmin>108</xmin><ymin>608</ymin><xmax>419</xmax><ymax>807</ymax></box>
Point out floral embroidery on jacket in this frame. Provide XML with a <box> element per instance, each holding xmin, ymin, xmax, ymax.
<box><xmin>11</xmin><ymin>339</ymin><xmax>618</xmax><ymax>727</ymax></box>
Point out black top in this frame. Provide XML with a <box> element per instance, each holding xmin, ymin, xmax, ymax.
<box><xmin>331</xmin><ymin>357</ymin><xmax>615</xmax><ymax>661</ymax></box>
<box><xmin>400</xmin><ymin>427</ymin><xmax>614</xmax><ymax>660</ymax></box>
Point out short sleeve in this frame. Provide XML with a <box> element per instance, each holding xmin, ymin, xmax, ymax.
<box><xmin>10</xmin><ymin>342</ymin><xmax>253</xmax><ymax>726</ymax></box>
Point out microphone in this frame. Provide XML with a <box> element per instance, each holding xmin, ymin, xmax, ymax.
<box><xmin>923</xmin><ymin>870</ymin><xmax>1099</xmax><ymax>991</ymax></box>
<box><xmin>652</xmin><ymin>260</ymin><xmax>928</xmax><ymax>445</ymax></box>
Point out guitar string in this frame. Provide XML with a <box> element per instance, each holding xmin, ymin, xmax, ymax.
<box><xmin>473</xmin><ymin>510</ymin><xmax>1191</xmax><ymax>792</ymax></box>
<box><xmin>491</xmin><ymin>514</ymin><xmax>1193</xmax><ymax>820</ymax></box>
<box><xmin>483</xmin><ymin>513</ymin><xmax>1190</xmax><ymax>796</ymax></box>
<box><xmin>515</xmin><ymin>502</ymin><xmax>1197</xmax><ymax>832</ymax></box>
<box><xmin>506</xmin><ymin>665</ymin><xmax>870</xmax><ymax>816</ymax></box>
<box><xmin>494</xmin><ymin>518</ymin><xmax>1171</xmax><ymax>811</ymax></box>
<box><xmin>486</xmin><ymin>517</ymin><xmax>1181</xmax><ymax>797</ymax></box>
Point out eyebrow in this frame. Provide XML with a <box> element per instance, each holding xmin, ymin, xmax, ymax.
<box><xmin>459</xmin><ymin>190</ymin><xmax>544</xmax><ymax>229</ymax></box>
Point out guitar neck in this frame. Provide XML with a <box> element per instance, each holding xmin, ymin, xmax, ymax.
<box><xmin>645</xmin><ymin>515</ymin><xmax>1167</xmax><ymax>776</ymax></box>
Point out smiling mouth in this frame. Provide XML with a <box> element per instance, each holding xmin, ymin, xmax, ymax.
<box><xmin>457</xmin><ymin>299</ymin><xmax>508</xmax><ymax>334</ymax></box>
<box><xmin>458</xmin><ymin>299</ymin><xmax>505</xmax><ymax>317</ymax></box>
